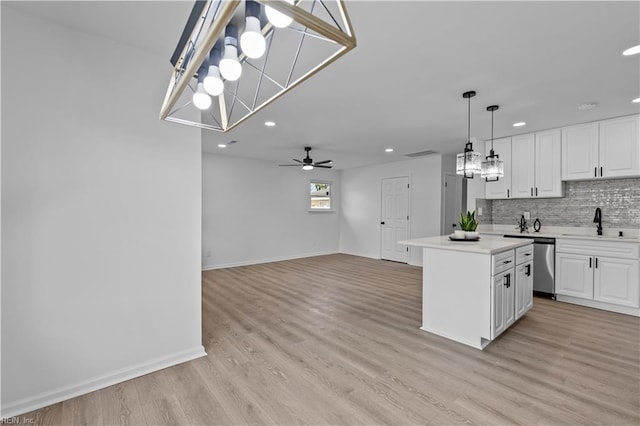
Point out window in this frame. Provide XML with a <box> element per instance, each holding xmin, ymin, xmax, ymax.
<box><xmin>310</xmin><ymin>181</ymin><xmax>332</xmax><ymax>210</ymax></box>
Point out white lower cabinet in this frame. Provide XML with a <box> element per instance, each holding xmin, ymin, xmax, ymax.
<box><xmin>491</xmin><ymin>268</ymin><xmax>514</xmax><ymax>339</ymax></box>
<box><xmin>594</xmin><ymin>257</ymin><xmax>640</xmax><ymax>308</ymax></box>
<box><xmin>556</xmin><ymin>239</ymin><xmax>640</xmax><ymax>315</ymax></box>
<box><xmin>556</xmin><ymin>253</ymin><xmax>594</xmax><ymax>299</ymax></box>
<box><xmin>516</xmin><ymin>261</ymin><xmax>534</xmax><ymax>319</ymax></box>
<box><xmin>491</xmin><ymin>245</ymin><xmax>534</xmax><ymax>339</ymax></box>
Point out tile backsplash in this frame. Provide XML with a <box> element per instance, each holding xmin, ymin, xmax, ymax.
<box><xmin>478</xmin><ymin>177</ymin><xmax>640</xmax><ymax>229</ymax></box>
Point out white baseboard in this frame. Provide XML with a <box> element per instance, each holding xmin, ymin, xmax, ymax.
<box><xmin>202</xmin><ymin>250</ymin><xmax>339</xmax><ymax>270</ymax></box>
<box><xmin>1</xmin><ymin>346</ymin><xmax>207</xmax><ymax>419</ymax></box>
<box><xmin>337</xmin><ymin>250</ymin><xmax>380</xmax><ymax>260</ymax></box>
<box><xmin>555</xmin><ymin>295</ymin><xmax>640</xmax><ymax>317</ymax></box>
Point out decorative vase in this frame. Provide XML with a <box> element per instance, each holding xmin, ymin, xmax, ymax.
<box><xmin>465</xmin><ymin>231</ymin><xmax>479</xmax><ymax>239</ymax></box>
<box><xmin>454</xmin><ymin>230</ymin><xmax>466</xmax><ymax>239</ymax></box>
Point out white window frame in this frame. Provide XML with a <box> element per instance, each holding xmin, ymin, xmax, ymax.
<box><xmin>309</xmin><ymin>180</ymin><xmax>334</xmax><ymax>212</ymax></box>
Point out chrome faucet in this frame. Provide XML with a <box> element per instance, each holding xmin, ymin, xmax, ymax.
<box><xmin>594</xmin><ymin>208</ymin><xmax>603</xmax><ymax>236</ymax></box>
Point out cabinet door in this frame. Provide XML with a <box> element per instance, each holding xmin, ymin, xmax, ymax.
<box><xmin>511</xmin><ymin>134</ymin><xmax>535</xmax><ymax>198</ymax></box>
<box><xmin>594</xmin><ymin>257</ymin><xmax>640</xmax><ymax>308</ymax></box>
<box><xmin>535</xmin><ymin>130</ymin><xmax>563</xmax><ymax>197</ymax></box>
<box><xmin>516</xmin><ymin>262</ymin><xmax>533</xmax><ymax>319</ymax></box>
<box><xmin>491</xmin><ymin>274</ymin><xmax>505</xmax><ymax>339</ymax></box>
<box><xmin>599</xmin><ymin>115</ymin><xmax>640</xmax><ymax>178</ymax></box>
<box><xmin>484</xmin><ymin>137</ymin><xmax>512</xmax><ymax>199</ymax></box>
<box><xmin>562</xmin><ymin>123</ymin><xmax>599</xmax><ymax>180</ymax></box>
<box><xmin>556</xmin><ymin>253</ymin><xmax>594</xmax><ymax>299</ymax></box>
<box><xmin>503</xmin><ymin>270</ymin><xmax>516</xmax><ymax>329</ymax></box>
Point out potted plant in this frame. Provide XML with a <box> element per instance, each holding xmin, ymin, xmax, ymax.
<box><xmin>458</xmin><ymin>210</ymin><xmax>479</xmax><ymax>239</ymax></box>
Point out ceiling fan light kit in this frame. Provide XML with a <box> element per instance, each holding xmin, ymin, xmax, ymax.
<box><xmin>160</xmin><ymin>0</ymin><xmax>356</xmax><ymax>132</ymax></box>
<box><xmin>280</xmin><ymin>147</ymin><xmax>333</xmax><ymax>170</ymax></box>
<box><xmin>456</xmin><ymin>90</ymin><xmax>482</xmax><ymax>179</ymax></box>
<box><xmin>481</xmin><ymin>104</ymin><xmax>504</xmax><ymax>181</ymax></box>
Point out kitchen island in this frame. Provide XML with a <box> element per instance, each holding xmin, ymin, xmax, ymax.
<box><xmin>400</xmin><ymin>235</ymin><xmax>534</xmax><ymax>349</ymax></box>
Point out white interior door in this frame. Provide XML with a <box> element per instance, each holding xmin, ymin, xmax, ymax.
<box><xmin>381</xmin><ymin>177</ymin><xmax>409</xmax><ymax>263</ymax></box>
<box><xmin>443</xmin><ymin>173</ymin><xmax>462</xmax><ymax>236</ymax></box>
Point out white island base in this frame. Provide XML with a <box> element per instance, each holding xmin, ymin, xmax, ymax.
<box><xmin>402</xmin><ymin>235</ymin><xmax>534</xmax><ymax>350</ymax></box>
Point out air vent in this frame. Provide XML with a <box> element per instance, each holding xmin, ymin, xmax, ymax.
<box><xmin>405</xmin><ymin>150</ymin><xmax>438</xmax><ymax>158</ymax></box>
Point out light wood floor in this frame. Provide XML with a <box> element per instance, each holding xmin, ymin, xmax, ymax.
<box><xmin>21</xmin><ymin>254</ymin><xmax>640</xmax><ymax>425</ymax></box>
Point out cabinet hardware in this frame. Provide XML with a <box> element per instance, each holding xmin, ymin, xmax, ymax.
<box><xmin>526</xmin><ymin>264</ymin><xmax>531</xmax><ymax>276</ymax></box>
<box><xmin>503</xmin><ymin>260</ymin><xmax>512</xmax><ymax>264</ymax></box>
<box><xmin>535</xmin><ymin>187</ymin><xmax>538</xmax><ymax>196</ymax></box>
<box><xmin>507</xmin><ymin>189</ymin><xmax>510</xmax><ymax>198</ymax></box>
<box><xmin>594</xmin><ymin>167</ymin><xmax>597</xmax><ymax>177</ymax></box>
<box><xmin>595</xmin><ymin>258</ymin><xmax>598</xmax><ymax>268</ymax></box>
<box><xmin>600</xmin><ymin>167</ymin><xmax>603</xmax><ymax>177</ymax></box>
<box><xmin>505</xmin><ymin>273</ymin><xmax>511</xmax><ymax>288</ymax></box>
<box><xmin>380</xmin><ymin>221</ymin><xmax>385</xmax><ymax>225</ymax></box>
<box><xmin>589</xmin><ymin>258</ymin><xmax>592</xmax><ymax>268</ymax></box>
<box><xmin>524</xmin><ymin>253</ymin><xmax>532</xmax><ymax>256</ymax></box>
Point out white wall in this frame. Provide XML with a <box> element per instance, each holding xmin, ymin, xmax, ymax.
<box><xmin>202</xmin><ymin>153</ymin><xmax>341</xmax><ymax>269</ymax></box>
<box><xmin>340</xmin><ymin>155</ymin><xmax>443</xmax><ymax>266</ymax></box>
<box><xmin>1</xmin><ymin>7</ymin><xmax>204</xmax><ymax>417</ymax></box>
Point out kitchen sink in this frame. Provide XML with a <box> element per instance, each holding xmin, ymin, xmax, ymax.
<box><xmin>560</xmin><ymin>233</ymin><xmax>637</xmax><ymax>240</ymax></box>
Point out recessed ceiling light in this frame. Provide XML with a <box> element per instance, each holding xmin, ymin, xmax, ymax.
<box><xmin>512</xmin><ymin>122</ymin><xmax>526</xmax><ymax>127</ymax></box>
<box><xmin>632</xmin><ymin>97</ymin><xmax>640</xmax><ymax>103</ymax></box>
<box><xmin>264</xmin><ymin>121</ymin><xmax>276</xmax><ymax>127</ymax></box>
<box><xmin>578</xmin><ymin>102</ymin><xmax>598</xmax><ymax>110</ymax></box>
<box><xmin>385</xmin><ymin>148</ymin><xmax>394</xmax><ymax>153</ymax></box>
<box><xmin>623</xmin><ymin>44</ymin><xmax>640</xmax><ymax>56</ymax></box>
<box><xmin>217</xmin><ymin>143</ymin><xmax>227</xmax><ymax>148</ymax></box>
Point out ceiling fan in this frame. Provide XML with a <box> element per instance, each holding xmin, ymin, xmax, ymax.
<box><xmin>279</xmin><ymin>147</ymin><xmax>333</xmax><ymax>171</ymax></box>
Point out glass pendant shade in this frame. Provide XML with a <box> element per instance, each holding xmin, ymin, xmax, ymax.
<box><xmin>481</xmin><ymin>105</ymin><xmax>504</xmax><ymax>181</ymax></box>
<box><xmin>456</xmin><ymin>91</ymin><xmax>480</xmax><ymax>178</ymax></box>
<box><xmin>456</xmin><ymin>150</ymin><xmax>482</xmax><ymax>177</ymax></box>
<box><xmin>481</xmin><ymin>154</ymin><xmax>504</xmax><ymax>181</ymax></box>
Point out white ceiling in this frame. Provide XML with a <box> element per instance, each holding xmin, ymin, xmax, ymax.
<box><xmin>7</xmin><ymin>1</ymin><xmax>640</xmax><ymax>169</ymax></box>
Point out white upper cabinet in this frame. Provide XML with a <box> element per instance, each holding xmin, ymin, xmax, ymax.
<box><xmin>561</xmin><ymin>115</ymin><xmax>640</xmax><ymax>181</ymax></box>
<box><xmin>562</xmin><ymin>123</ymin><xmax>599</xmax><ymax>180</ymax></box>
<box><xmin>510</xmin><ymin>134</ymin><xmax>535</xmax><ymax>198</ymax></box>
<box><xmin>599</xmin><ymin>115</ymin><xmax>640</xmax><ymax>178</ymax></box>
<box><xmin>535</xmin><ymin>129</ymin><xmax>563</xmax><ymax>198</ymax></box>
<box><xmin>484</xmin><ymin>137</ymin><xmax>512</xmax><ymax>199</ymax></box>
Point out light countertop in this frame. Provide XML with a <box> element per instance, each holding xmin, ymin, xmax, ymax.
<box><xmin>400</xmin><ymin>235</ymin><xmax>533</xmax><ymax>255</ymax></box>
<box><xmin>478</xmin><ymin>225</ymin><xmax>640</xmax><ymax>243</ymax></box>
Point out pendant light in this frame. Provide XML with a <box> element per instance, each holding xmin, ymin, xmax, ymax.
<box><xmin>192</xmin><ymin>62</ymin><xmax>212</xmax><ymax>110</ymax></box>
<box><xmin>203</xmin><ymin>42</ymin><xmax>224</xmax><ymax>96</ymax></box>
<box><xmin>456</xmin><ymin>90</ymin><xmax>482</xmax><ymax>178</ymax></box>
<box><xmin>266</xmin><ymin>0</ymin><xmax>294</xmax><ymax>28</ymax></box>
<box><xmin>481</xmin><ymin>105</ymin><xmax>504</xmax><ymax>181</ymax></box>
<box><xmin>240</xmin><ymin>0</ymin><xmax>266</xmax><ymax>59</ymax></box>
<box><xmin>220</xmin><ymin>25</ymin><xmax>242</xmax><ymax>81</ymax></box>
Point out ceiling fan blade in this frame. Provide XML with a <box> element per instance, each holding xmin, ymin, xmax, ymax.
<box><xmin>315</xmin><ymin>165</ymin><xmax>333</xmax><ymax>169</ymax></box>
<box><xmin>314</xmin><ymin>160</ymin><xmax>332</xmax><ymax>165</ymax></box>
<box><xmin>292</xmin><ymin>159</ymin><xmax>303</xmax><ymax>164</ymax></box>
<box><xmin>279</xmin><ymin>164</ymin><xmax>302</xmax><ymax>167</ymax></box>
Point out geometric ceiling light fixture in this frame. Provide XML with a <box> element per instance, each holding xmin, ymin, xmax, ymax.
<box><xmin>159</xmin><ymin>0</ymin><xmax>356</xmax><ymax>132</ymax></box>
<box><xmin>481</xmin><ymin>105</ymin><xmax>504</xmax><ymax>182</ymax></box>
<box><xmin>456</xmin><ymin>90</ymin><xmax>482</xmax><ymax>179</ymax></box>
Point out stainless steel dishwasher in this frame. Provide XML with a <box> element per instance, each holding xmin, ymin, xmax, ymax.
<box><xmin>504</xmin><ymin>235</ymin><xmax>555</xmax><ymax>297</ymax></box>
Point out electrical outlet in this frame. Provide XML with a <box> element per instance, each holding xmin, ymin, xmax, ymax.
<box><xmin>478</xmin><ymin>207</ymin><xmax>483</xmax><ymax>216</ymax></box>
<box><xmin>524</xmin><ymin>212</ymin><xmax>530</xmax><ymax>220</ymax></box>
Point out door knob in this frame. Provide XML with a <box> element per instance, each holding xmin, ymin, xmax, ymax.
<box><xmin>380</xmin><ymin>221</ymin><xmax>385</xmax><ymax>225</ymax></box>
